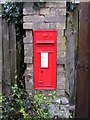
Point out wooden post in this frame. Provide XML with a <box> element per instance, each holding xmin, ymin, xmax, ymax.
<box><xmin>0</xmin><ymin>3</ymin><xmax>2</xmax><ymax>118</ymax></box>
<box><xmin>9</xmin><ymin>22</ymin><xmax>16</xmax><ymax>85</ymax></box>
<box><xmin>2</xmin><ymin>20</ymin><xmax>10</xmax><ymax>94</ymax></box>
<box><xmin>2</xmin><ymin>20</ymin><xmax>16</xmax><ymax>94</ymax></box>
<box><xmin>76</xmin><ymin>2</ymin><xmax>89</xmax><ymax>118</ymax></box>
<box><xmin>0</xmin><ymin>4</ymin><xmax>2</xmax><ymax>97</ymax></box>
<box><xmin>88</xmin><ymin>2</ymin><xmax>90</xmax><ymax>118</ymax></box>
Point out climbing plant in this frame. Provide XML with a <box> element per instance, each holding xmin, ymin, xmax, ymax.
<box><xmin>2</xmin><ymin>2</ymin><xmax>23</xmax><ymax>38</ymax></box>
<box><xmin>67</xmin><ymin>2</ymin><xmax>75</xmax><ymax>11</ymax></box>
<box><xmin>1</xmin><ymin>84</ymin><xmax>55</xmax><ymax>119</ymax></box>
<box><xmin>33</xmin><ymin>2</ymin><xmax>45</xmax><ymax>9</ymax></box>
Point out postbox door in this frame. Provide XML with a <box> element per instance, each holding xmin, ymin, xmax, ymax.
<box><xmin>33</xmin><ymin>30</ymin><xmax>57</xmax><ymax>90</ymax></box>
<box><xmin>37</xmin><ymin>51</ymin><xmax>53</xmax><ymax>87</ymax></box>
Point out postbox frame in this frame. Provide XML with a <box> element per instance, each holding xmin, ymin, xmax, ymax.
<box><xmin>33</xmin><ymin>30</ymin><xmax>57</xmax><ymax>90</ymax></box>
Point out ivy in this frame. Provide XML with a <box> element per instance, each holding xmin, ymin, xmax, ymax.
<box><xmin>1</xmin><ymin>2</ymin><xmax>45</xmax><ymax>38</ymax></box>
<box><xmin>67</xmin><ymin>2</ymin><xmax>75</xmax><ymax>12</ymax></box>
<box><xmin>2</xmin><ymin>2</ymin><xmax>23</xmax><ymax>38</ymax></box>
<box><xmin>33</xmin><ymin>2</ymin><xmax>44</xmax><ymax>10</ymax></box>
<box><xmin>1</xmin><ymin>84</ymin><xmax>55</xmax><ymax>119</ymax></box>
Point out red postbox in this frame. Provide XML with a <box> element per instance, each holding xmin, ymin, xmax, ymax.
<box><xmin>33</xmin><ymin>30</ymin><xmax>57</xmax><ymax>90</ymax></box>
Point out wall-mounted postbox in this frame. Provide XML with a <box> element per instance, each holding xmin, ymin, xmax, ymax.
<box><xmin>33</xmin><ymin>30</ymin><xmax>57</xmax><ymax>90</ymax></box>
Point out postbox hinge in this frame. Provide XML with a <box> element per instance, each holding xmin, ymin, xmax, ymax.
<box><xmin>75</xmin><ymin>63</ymin><xmax>88</xmax><ymax>72</ymax></box>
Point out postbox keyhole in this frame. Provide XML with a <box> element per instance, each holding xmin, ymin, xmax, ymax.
<box><xmin>41</xmin><ymin>70</ymin><xmax>43</xmax><ymax>74</ymax></box>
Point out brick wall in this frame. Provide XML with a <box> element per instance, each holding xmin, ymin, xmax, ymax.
<box><xmin>23</xmin><ymin>2</ymin><xmax>66</xmax><ymax>97</ymax></box>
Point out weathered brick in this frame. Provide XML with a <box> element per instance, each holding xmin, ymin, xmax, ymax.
<box><xmin>25</xmin><ymin>70</ymin><xmax>34</xmax><ymax>91</ymax></box>
<box><xmin>27</xmin><ymin>64</ymin><xmax>33</xmax><ymax>71</ymax></box>
<box><xmin>56</xmin><ymin>2</ymin><xmax>66</xmax><ymax>8</ymax></box>
<box><xmin>57</xmin><ymin>84</ymin><xmax>65</xmax><ymax>90</ymax></box>
<box><xmin>57</xmin><ymin>51</ymin><xmax>66</xmax><ymax>64</ymax></box>
<box><xmin>23</xmin><ymin>3</ymin><xmax>39</xmax><ymax>16</ymax></box>
<box><xmin>24</xmin><ymin>44</ymin><xmax>33</xmax><ymax>63</ymax></box>
<box><xmin>45</xmin><ymin>15</ymin><xmax>66</xmax><ymax>23</ymax></box>
<box><xmin>57</xmin><ymin>70</ymin><xmax>66</xmax><ymax>82</ymax></box>
<box><xmin>24</xmin><ymin>44</ymin><xmax>33</xmax><ymax>50</ymax></box>
<box><xmin>25</xmin><ymin>81</ymin><xmax>33</xmax><ymax>90</ymax></box>
<box><xmin>58</xmin><ymin>42</ymin><xmax>66</xmax><ymax>52</ymax></box>
<box><xmin>24</xmin><ymin>48</ymin><xmax>32</xmax><ymax>57</ymax></box>
<box><xmin>58</xmin><ymin>30</ymin><xmax>64</xmax><ymax>37</ymax></box>
<box><xmin>57</xmin><ymin>65</ymin><xmax>64</xmax><ymax>73</ymax></box>
<box><xmin>23</xmin><ymin>2</ymin><xmax>34</xmax><ymax>9</ymax></box>
<box><xmin>57</xmin><ymin>56</ymin><xmax>66</xmax><ymax>65</ymax></box>
<box><xmin>57</xmin><ymin>15</ymin><xmax>66</xmax><ymax>23</ymax></box>
<box><xmin>57</xmin><ymin>77</ymin><xmax>66</xmax><ymax>85</ymax></box>
<box><xmin>50</xmin><ymin>8</ymin><xmax>56</xmax><ymax>15</ymax></box>
<box><xmin>56</xmin><ymin>9</ymin><xmax>66</xmax><ymax>16</ymax></box>
<box><xmin>25</xmin><ymin>64</ymin><xmax>33</xmax><ymax>79</ymax></box>
<box><xmin>45</xmin><ymin>2</ymin><xmax>56</xmax><ymax>8</ymax></box>
<box><xmin>25</xmin><ymin>65</ymin><xmax>34</xmax><ymax>91</ymax></box>
<box><xmin>58</xmin><ymin>52</ymin><xmax>66</xmax><ymax>58</ymax></box>
<box><xmin>45</xmin><ymin>15</ymin><xmax>56</xmax><ymax>23</ymax></box>
<box><xmin>25</xmin><ymin>30</ymin><xmax>32</xmax><ymax>37</ymax></box>
<box><xmin>57</xmin><ymin>51</ymin><xmax>66</xmax><ymax>59</ymax></box>
<box><xmin>57</xmin><ymin>77</ymin><xmax>66</xmax><ymax>87</ymax></box>
<box><xmin>25</xmin><ymin>69</ymin><xmax>33</xmax><ymax>76</ymax></box>
<box><xmin>34</xmin><ymin>10</ymin><xmax>40</xmax><ymax>15</ymax></box>
<box><xmin>23</xmin><ymin>36</ymin><xmax>32</xmax><ymax>43</ymax></box>
<box><xmin>23</xmin><ymin>8</ymin><xmax>34</xmax><ymax>15</ymax></box>
<box><xmin>40</xmin><ymin>8</ymin><xmax>50</xmax><ymax>15</ymax></box>
<box><xmin>23</xmin><ymin>23</ymin><xmax>33</xmax><ymax>29</ymax></box>
<box><xmin>23</xmin><ymin>15</ymin><xmax>44</xmax><ymax>23</ymax></box>
<box><xmin>57</xmin><ymin>41</ymin><xmax>66</xmax><ymax>64</ymax></box>
<box><xmin>58</xmin><ymin>37</ymin><xmax>66</xmax><ymax>44</ymax></box>
<box><xmin>56</xmin><ymin>90</ymin><xmax>65</xmax><ymax>97</ymax></box>
<box><xmin>33</xmin><ymin>23</ymin><xmax>49</xmax><ymax>29</ymax></box>
<box><xmin>57</xmin><ymin>23</ymin><xmax>66</xmax><ymax>30</ymax></box>
<box><xmin>49</xmin><ymin>23</ymin><xmax>56</xmax><ymax>29</ymax></box>
<box><xmin>57</xmin><ymin>65</ymin><xmax>66</xmax><ymax>85</ymax></box>
<box><xmin>24</xmin><ymin>57</ymin><xmax>32</xmax><ymax>63</ymax></box>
